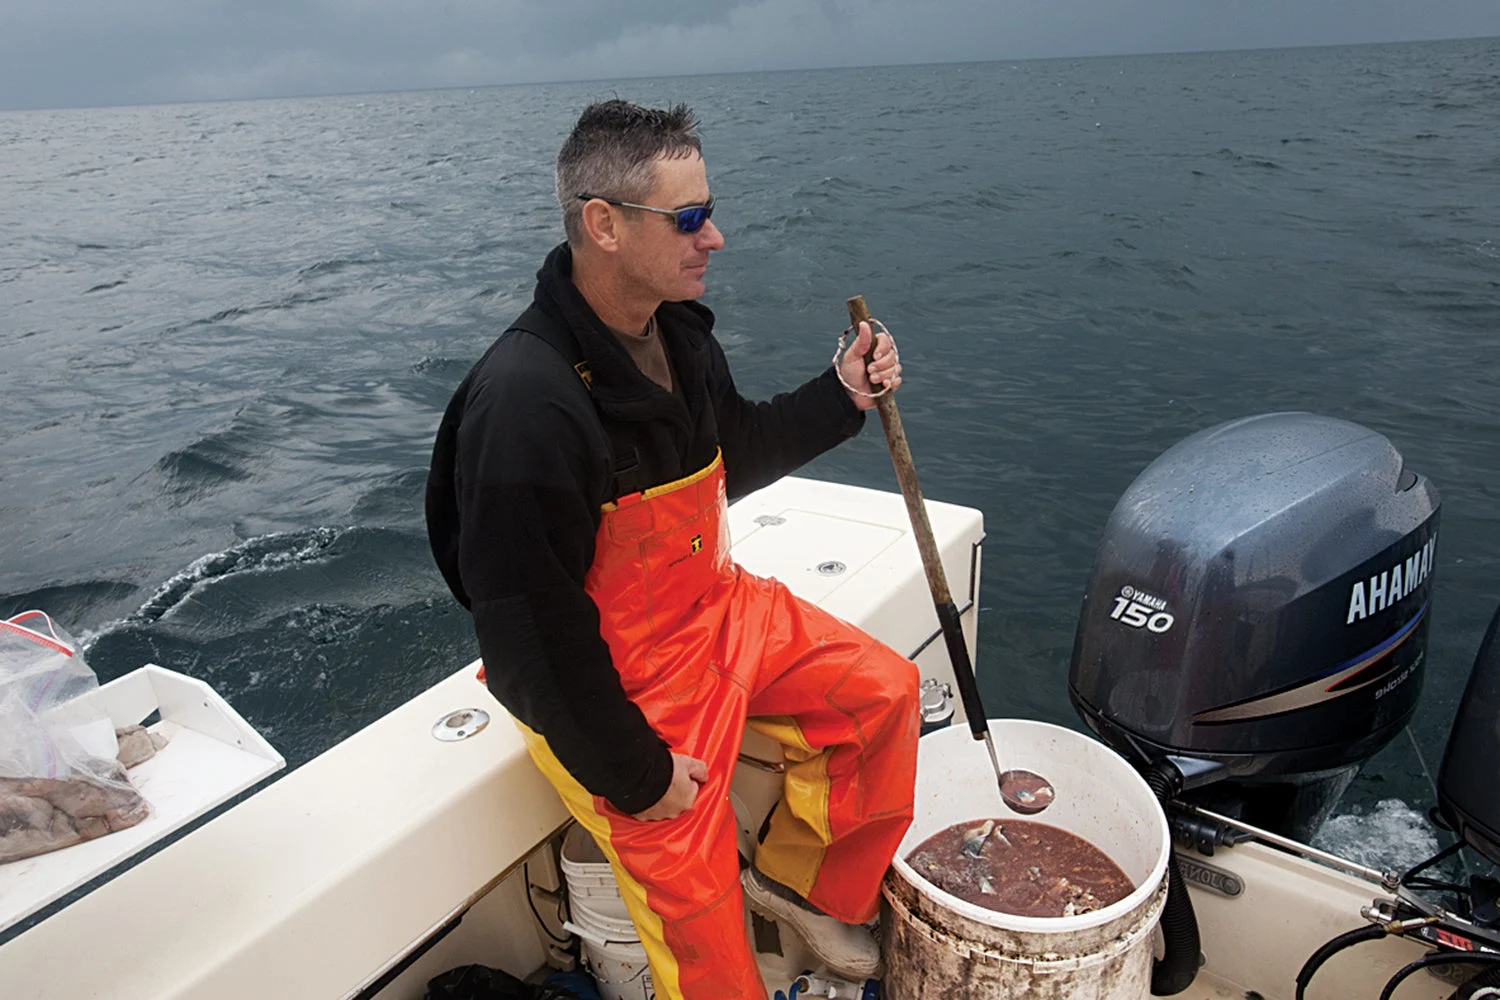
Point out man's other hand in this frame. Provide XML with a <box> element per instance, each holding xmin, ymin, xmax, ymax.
<box><xmin>632</xmin><ymin>752</ymin><xmax>708</xmax><ymax>821</ymax></box>
<box><xmin>840</xmin><ymin>320</ymin><xmax>903</xmax><ymax>411</ymax></box>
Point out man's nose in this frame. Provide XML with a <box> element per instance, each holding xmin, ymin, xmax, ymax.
<box><xmin>697</xmin><ymin>219</ymin><xmax>725</xmax><ymax>251</ymax></box>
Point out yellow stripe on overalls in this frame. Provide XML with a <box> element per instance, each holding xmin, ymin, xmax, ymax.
<box><xmin>747</xmin><ymin>715</ymin><xmax>835</xmax><ymax>900</ymax></box>
<box><xmin>516</xmin><ymin>723</ymin><xmax>686</xmax><ymax>1000</ymax></box>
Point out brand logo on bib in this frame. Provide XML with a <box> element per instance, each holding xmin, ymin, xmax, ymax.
<box><xmin>690</xmin><ymin>534</ymin><xmax>703</xmax><ymax>555</ymax></box>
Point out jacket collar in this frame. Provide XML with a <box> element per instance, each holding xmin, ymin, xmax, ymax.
<box><xmin>534</xmin><ymin>243</ymin><xmax>714</xmax><ymax>422</ymax></box>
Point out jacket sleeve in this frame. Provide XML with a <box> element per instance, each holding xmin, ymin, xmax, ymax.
<box><xmin>453</xmin><ymin>349</ymin><xmax>674</xmax><ymax>815</ymax></box>
<box><xmin>708</xmin><ymin>335</ymin><xmax>866</xmax><ymax>500</ymax></box>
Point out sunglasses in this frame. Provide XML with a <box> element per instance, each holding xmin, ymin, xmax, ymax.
<box><xmin>577</xmin><ymin>194</ymin><xmax>716</xmax><ymax>234</ymax></box>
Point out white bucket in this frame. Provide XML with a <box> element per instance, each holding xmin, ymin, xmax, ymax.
<box><xmin>562</xmin><ymin>907</ymin><xmax>655</xmax><ymax>1000</ymax></box>
<box><xmin>561</xmin><ymin>824</ymin><xmax>634</xmax><ymax>923</ymax></box>
<box><xmin>883</xmin><ymin>719</ymin><xmax>1171</xmax><ymax>999</ymax></box>
<box><xmin>590</xmin><ymin>943</ymin><xmax>654</xmax><ymax>1000</ymax></box>
<box><xmin>560</xmin><ymin>825</ymin><xmax>655</xmax><ymax>1000</ymax></box>
<box><xmin>568</xmin><ymin>895</ymin><xmax>637</xmax><ymax>943</ymax></box>
<box><xmin>585</xmin><ymin>940</ymin><xmax>654</xmax><ymax>1000</ymax></box>
<box><xmin>563</xmin><ymin>918</ymin><xmax>655</xmax><ymax>1000</ymax></box>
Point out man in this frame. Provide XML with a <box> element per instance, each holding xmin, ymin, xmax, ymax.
<box><xmin>426</xmin><ymin>100</ymin><xmax>918</xmax><ymax>999</ymax></box>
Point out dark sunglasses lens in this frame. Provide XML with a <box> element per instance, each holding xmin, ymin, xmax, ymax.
<box><xmin>675</xmin><ymin>204</ymin><xmax>709</xmax><ymax>233</ymax></box>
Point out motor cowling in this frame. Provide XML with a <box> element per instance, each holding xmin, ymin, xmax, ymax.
<box><xmin>1068</xmin><ymin>413</ymin><xmax>1440</xmax><ymax>840</ymax></box>
<box><xmin>1439</xmin><ymin>604</ymin><xmax>1500</xmax><ymax>867</ymax></box>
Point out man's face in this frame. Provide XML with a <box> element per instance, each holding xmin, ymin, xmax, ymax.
<box><xmin>618</xmin><ymin>152</ymin><xmax>724</xmax><ymax>303</ymax></box>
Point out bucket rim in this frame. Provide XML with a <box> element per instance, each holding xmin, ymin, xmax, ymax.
<box><xmin>561</xmin><ymin>823</ymin><xmax>611</xmax><ymax>868</ymax></box>
<box><xmin>569</xmin><ymin>899</ymin><xmax>638</xmax><ymax>936</ymax></box>
<box><xmin>891</xmin><ymin>718</ymin><xmax>1172</xmax><ymax>935</ymax></box>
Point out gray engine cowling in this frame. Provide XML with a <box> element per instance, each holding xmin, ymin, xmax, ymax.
<box><xmin>1068</xmin><ymin>412</ymin><xmax>1439</xmax><ymax>839</ymax></box>
<box><xmin>1440</xmin><ymin>603</ymin><xmax>1500</xmax><ymax>867</ymax></box>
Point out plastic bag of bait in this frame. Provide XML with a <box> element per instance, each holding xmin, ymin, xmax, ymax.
<box><xmin>0</xmin><ymin>611</ymin><xmax>149</xmax><ymax>864</ymax></box>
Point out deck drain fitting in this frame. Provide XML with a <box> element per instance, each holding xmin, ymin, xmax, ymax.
<box><xmin>816</xmin><ymin>560</ymin><xmax>847</xmax><ymax>576</ymax></box>
<box><xmin>432</xmin><ymin>708</ymin><xmax>490</xmax><ymax>742</ymax></box>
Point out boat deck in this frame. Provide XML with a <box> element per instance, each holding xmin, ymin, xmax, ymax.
<box><xmin>1181</xmin><ymin>971</ymin><xmax>1454</xmax><ymax>1000</ymax></box>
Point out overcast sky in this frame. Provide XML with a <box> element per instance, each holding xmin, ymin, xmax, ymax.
<box><xmin>3</xmin><ymin>0</ymin><xmax>1498</xmax><ymax>111</ymax></box>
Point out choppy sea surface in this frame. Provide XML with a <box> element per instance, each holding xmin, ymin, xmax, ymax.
<box><xmin>3</xmin><ymin>37</ymin><xmax>1498</xmax><ymax>872</ymax></box>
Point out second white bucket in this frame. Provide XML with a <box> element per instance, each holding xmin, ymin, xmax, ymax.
<box><xmin>882</xmin><ymin>719</ymin><xmax>1171</xmax><ymax>999</ymax></box>
<box><xmin>562</xmin><ymin>910</ymin><xmax>655</xmax><ymax>1000</ymax></box>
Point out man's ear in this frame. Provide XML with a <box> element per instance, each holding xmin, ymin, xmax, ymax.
<box><xmin>581</xmin><ymin>198</ymin><xmax>622</xmax><ymax>253</ymax></box>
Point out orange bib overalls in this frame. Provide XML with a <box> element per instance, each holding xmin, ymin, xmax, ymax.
<box><xmin>518</xmin><ymin>453</ymin><xmax>918</xmax><ymax>999</ymax></box>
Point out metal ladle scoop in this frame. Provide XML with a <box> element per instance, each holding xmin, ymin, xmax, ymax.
<box><xmin>846</xmin><ymin>295</ymin><xmax>1056</xmax><ymax>816</ymax></box>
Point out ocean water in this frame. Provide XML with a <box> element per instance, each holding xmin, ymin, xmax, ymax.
<box><xmin>3</xmin><ymin>37</ymin><xmax>1498</xmax><ymax>871</ymax></box>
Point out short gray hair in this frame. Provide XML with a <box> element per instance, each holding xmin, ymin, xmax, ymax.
<box><xmin>556</xmin><ymin>100</ymin><xmax>702</xmax><ymax>245</ymax></box>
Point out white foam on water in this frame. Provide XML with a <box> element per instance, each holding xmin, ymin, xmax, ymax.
<box><xmin>78</xmin><ymin>526</ymin><xmax>349</xmax><ymax>651</ymax></box>
<box><xmin>1313</xmin><ymin>798</ymin><xmax>1440</xmax><ymax>875</ymax></box>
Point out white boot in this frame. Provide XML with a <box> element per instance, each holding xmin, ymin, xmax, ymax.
<box><xmin>740</xmin><ymin>865</ymin><xmax>883</xmax><ymax>981</ymax></box>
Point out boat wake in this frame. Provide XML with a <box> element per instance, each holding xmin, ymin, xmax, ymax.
<box><xmin>81</xmin><ymin>527</ymin><xmax>347</xmax><ymax>648</ymax></box>
<box><xmin>1312</xmin><ymin>798</ymin><xmax>1440</xmax><ymax>875</ymax></box>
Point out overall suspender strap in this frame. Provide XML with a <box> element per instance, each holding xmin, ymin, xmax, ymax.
<box><xmin>508</xmin><ymin>306</ymin><xmax>593</xmax><ymax>389</ymax></box>
<box><xmin>507</xmin><ymin>307</ymin><xmax>646</xmax><ymax>498</ymax></box>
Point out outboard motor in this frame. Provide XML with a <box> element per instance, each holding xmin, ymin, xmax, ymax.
<box><xmin>1068</xmin><ymin>412</ymin><xmax>1440</xmax><ymax>842</ymax></box>
<box><xmin>1439</xmin><ymin>604</ymin><xmax>1500</xmax><ymax>868</ymax></box>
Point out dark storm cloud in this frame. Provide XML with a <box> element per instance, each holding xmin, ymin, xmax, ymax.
<box><xmin>2</xmin><ymin>0</ymin><xmax>1498</xmax><ymax>110</ymax></box>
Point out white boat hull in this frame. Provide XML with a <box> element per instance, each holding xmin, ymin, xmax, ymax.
<box><xmin>0</xmin><ymin>475</ymin><xmax>1460</xmax><ymax>999</ymax></box>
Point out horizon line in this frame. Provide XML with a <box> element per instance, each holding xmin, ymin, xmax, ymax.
<box><xmin>2</xmin><ymin>31</ymin><xmax>1495</xmax><ymax>115</ymax></box>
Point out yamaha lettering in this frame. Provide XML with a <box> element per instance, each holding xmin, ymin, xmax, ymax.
<box><xmin>1346</xmin><ymin>535</ymin><xmax>1437</xmax><ymax>625</ymax></box>
<box><xmin>1110</xmin><ymin>585</ymin><xmax>1175</xmax><ymax>634</ymax></box>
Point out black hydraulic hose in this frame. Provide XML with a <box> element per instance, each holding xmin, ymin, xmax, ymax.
<box><xmin>1292</xmin><ymin>916</ymin><xmax>1441</xmax><ymax>1000</ymax></box>
<box><xmin>1145</xmin><ymin>764</ymin><xmax>1200</xmax><ymax>996</ymax></box>
<box><xmin>1293</xmin><ymin>925</ymin><xmax>1386</xmax><ymax>1000</ymax></box>
<box><xmin>1402</xmin><ymin>840</ymin><xmax>1468</xmax><ymax>893</ymax></box>
<box><xmin>1380</xmin><ymin>953</ymin><xmax>1500</xmax><ymax>1000</ymax></box>
<box><xmin>1452</xmin><ymin>963</ymin><xmax>1500</xmax><ymax>999</ymax></box>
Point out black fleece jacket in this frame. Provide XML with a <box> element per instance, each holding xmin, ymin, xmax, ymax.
<box><xmin>426</xmin><ymin>244</ymin><xmax>865</xmax><ymax>814</ymax></box>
